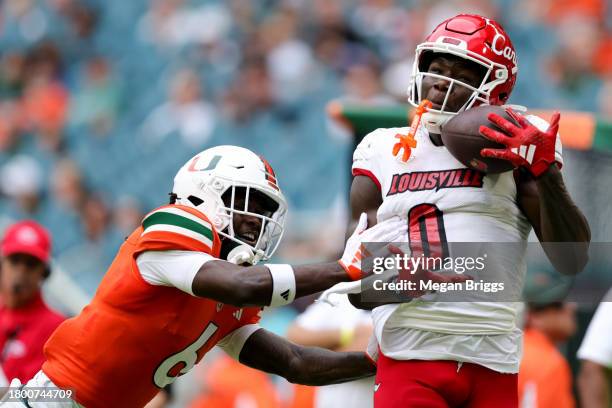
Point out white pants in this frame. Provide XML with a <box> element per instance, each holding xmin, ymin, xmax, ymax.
<box><xmin>0</xmin><ymin>371</ymin><xmax>83</xmax><ymax>408</ymax></box>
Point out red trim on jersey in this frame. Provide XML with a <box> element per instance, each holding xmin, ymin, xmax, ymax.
<box><xmin>352</xmin><ymin>168</ymin><xmax>381</xmax><ymax>192</ymax></box>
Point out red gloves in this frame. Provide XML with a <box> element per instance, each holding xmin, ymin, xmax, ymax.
<box><xmin>479</xmin><ymin>108</ymin><xmax>560</xmax><ymax>178</ymax></box>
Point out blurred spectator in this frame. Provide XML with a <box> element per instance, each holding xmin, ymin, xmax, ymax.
<box><xmin>0</xmin><ymin>102</ymin><xmax>23</xmax><ymax>153</ymax></box>
<box><xmin>0</xmin><ymin>52</ymin><xmax>27</xmax><ymax>150</ymax></box>
<box><xmin>0</xmin><ymin>221</ymin><xmax>64</xmax><ymax>385</ymax></box>
<box><xmin>518</xmin><ymin>302</ymin><xmax>577</xmax><ymax>408</ymax></box>
<box><xmin>50</xmin><ymin>158</ymin><xmax>86</xmax><ymax>214</ymax></box>
<box><xmin>544</xmin><ymin>0</ymin><xmax>605</xmax><ymax>23</ymax></box>
<box><xmin>381</xmin><ymin>56</ymin><xmax>413</xmax><ymax>101</ymax></box>
<box><xmin>577</xmin><ymin>289</ymin><xmax>612</xmax><ymax>408</ymax></box>
<box><xmin>424</xmin><ymin>0</ymin><xmax>499</xmax><ymax>34</ymax></box>
<box><xmin>0</xmin><ymin>52</ymin><xmax>26</xmax><ymax>99</ymax></box>
<box><xmin>547</xmin><ymin>16</ymin><xmax>601</xmax><ymax>92</ymax></box>
<box><xmin>21</xmin><ymin>75</ymin><xmax>68</xmax><ymax>153</ymax></box>
<box><xmin>112</xmin><ymin>196</ymin><xmax>144</xmax><ymax>238</ymax></box>
<box><xmin>0</xmin><ymin>155</ymin><xmax>43</xmax><ymax>217</ymax></box>
<box><xmin>137</xmin><ymin>0</ymin><xmax>182</xmax><ymax>47</ymax></box>
<box><xmin>225</xmin><ymin>0</ymin><xmax>252</xmax><ymax>34</ymax></box>
<box><xmin>0</xmin><ymin>0</ymin><xmax>50</xmax><ymax>45</ymax></box>
<box><xmin>260</xmin><ymin>8</ymin><xmax>317</xmax><ymax>103</ymax></box>
<box><xmin>349</xmin><ymin>0</ymin><xmax>412</xmax><ymax>59</ymax></box>
<box><xmin>38</xmin><ymin>158</ymin><xmax>85</xmax><ymax>254</ymax></box>
<box><xmin>138</xmin><ymin>0</ymin><xmax>232</xmax><ymax>49</ymax></box>
<box><xmin>342</xmin><ymin>61</ymin><xmax>395</xmax><ymax>106</ymax></box>
<box><xmin>141</xmin><ymin>68</ymin><xmax>216</xmax><ymax>147</ymax></box>
<box><xmin>54</xmin><ymin>192</ymin><xmax>116</xmax><ymax>295</ymax></box>
<box><xmin>80</xmin><ymin>194</ymin><xmax>111</xmax><ymax>244</ymax></box>
<box><xmin>310</xmin><ymin>6</ymin><xmax>370</xmax><ymax>76</ymax></box>
<box><xmin>70</xmin><ymin>56</ymin><xmax>122</xmax><ymax>136</ymax></box>
<box><xmin>222</xmin><ymin>59</ymin><xmax>274</xmax><ymax>123</ymax></box>
<box><xmin>21</xmin><ymin>42</ymin><xmax>68</xmax><ymax>154</ymax></box>
<box><xmin>23</xmin><ymin>41</ymin><xmax>63</xmax><ymax>81</ymax></box>
<box><xmin>312</xmin><ymin>27</ymin><xmax>353</xmax><ymax>74</ymax></box>
<box><xmin>62</xmin><ymin>2</ymin><xmax>98</xmax><ymax>40</ymax></box>
<box><xmin>287</xmin><ymin>295</ymin><xmax>374</xmax><ymax>408</ymax></box>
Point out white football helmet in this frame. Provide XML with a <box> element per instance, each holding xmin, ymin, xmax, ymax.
<box><xmin>172</xmin><ymin>145</ymin><xmax>287</xmax><ymax>265</ymax></box>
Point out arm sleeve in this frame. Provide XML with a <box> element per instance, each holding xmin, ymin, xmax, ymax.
<box><xmin>217</xmin><ymin>324</ymin><xmax>262</xmax><ymax>360</ymax></box>
<box><xmin>577</xmin><ymin>298</ymin><xmax>612</xmax><ymax>367</ymax></box>
<box><xmin>525</xmin><ymin>114</ymin><xmax>563</xmax><ymax>167</ymax></box>
<box><xmin>136</xmin><ymin>250</ymin><xmax>216</xmax><ymax>296</ymax></box>
<box><xmin>352</xmin><ymin>129</ymin><xmax>385</xmax><ymax>191</ymax></box>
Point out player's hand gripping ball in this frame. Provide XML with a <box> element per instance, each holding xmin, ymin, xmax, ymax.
<box><xmin>478</xmin><ymin>108</ymin><xmax>560</xmax><ymax>178</ymax></box>
<box><xmin>441</xmin><ymin>105</ymin><xmax>518</xmax><ymax>174</ymax></box>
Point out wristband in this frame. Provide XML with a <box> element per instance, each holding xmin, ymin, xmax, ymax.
<box><xmin>265</xmin><ymin>264</ymin><xmax>296</xmax><ymax>307</ymax></box>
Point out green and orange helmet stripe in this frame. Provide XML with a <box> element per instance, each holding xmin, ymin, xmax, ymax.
<box><xmin>259</xmin><ymin>156</ymin><xmax>279</xmax><ymax>191</ymax></box>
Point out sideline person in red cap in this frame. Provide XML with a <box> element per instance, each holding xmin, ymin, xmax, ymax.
<box><xmin>0</xmin><ymin>220</ymin><xmax>65</xmax><ymax>384</ymax></box>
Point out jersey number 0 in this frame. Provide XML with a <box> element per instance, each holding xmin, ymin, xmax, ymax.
<box><xmin>408</xmin><ymin>203</ymin><xmax>449</xmax><ymax>260</ymax></box>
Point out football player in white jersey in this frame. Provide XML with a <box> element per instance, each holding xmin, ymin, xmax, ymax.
<box><xmin>346</xmin><ymin>14</ymin><xmax>591</xmax><ymax>408</ymax></box>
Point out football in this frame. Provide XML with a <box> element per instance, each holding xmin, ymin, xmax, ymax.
<box><xmin>441</xmin><ymin>105</ymin><xmax>518</xmax><ymax>174</ymax></box>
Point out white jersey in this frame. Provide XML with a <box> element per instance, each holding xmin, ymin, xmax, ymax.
<box><xmin>352</xmin><ymin>115</ymin><xmax>562</xmax><ymax>373</ymax></box>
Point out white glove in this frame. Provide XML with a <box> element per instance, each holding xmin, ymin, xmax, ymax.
<box><xmin>339</xmin><ymin>214</ymin><xmax>404</xmax><ymax>280</ymax></box>
<box><xmin>317</xmin><ymin>281</ymin><xmax>362</xmax><ymax>306</ymax></box>
<box><xmin>319</xmin><ymin>263</ymin><xmax>400</xmax><ymax>306</ymax></box>
<box><xmin>227</xmin><ymin>244</ymin><xmax>256</xmax><ymax>265</ymax></box>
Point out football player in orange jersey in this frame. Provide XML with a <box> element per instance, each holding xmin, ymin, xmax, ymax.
<box><xmin>2</xmin><ymin>145</ymin><xmax>407</xmax><ymax>408</ymax></box>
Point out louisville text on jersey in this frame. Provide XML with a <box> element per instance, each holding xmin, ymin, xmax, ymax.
<box><xmin>386</xmin><ymin>168</ymin><xmax>484</xmax><ymax>196</ymax></box>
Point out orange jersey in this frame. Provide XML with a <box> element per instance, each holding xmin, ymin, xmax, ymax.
<box><xmin>42</xmin><ymin>204</ymin><xmax>262</xmax><ymax>408</ymax></box>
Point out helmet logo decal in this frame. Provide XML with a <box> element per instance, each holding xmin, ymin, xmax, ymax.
<box><xmin>188</xmin><ymin>155</ymin><xmax>221</xmax><ymax>172</ymax></box>
<box><xmin>486</xmin><ymin>19</ymin><xmax>516</xmax><ymax>65</ymax></box>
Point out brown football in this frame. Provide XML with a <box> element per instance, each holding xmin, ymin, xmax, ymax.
<box><xmin>441</xmin><ymin>105</ymin><xmax>518</xmax><ymax>174</ymax></box>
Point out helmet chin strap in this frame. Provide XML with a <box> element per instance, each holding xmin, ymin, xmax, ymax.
<box><xmin>226</xmin><ymin>244</ymin><xmax>256</xmax><ymax>265</ymax></box>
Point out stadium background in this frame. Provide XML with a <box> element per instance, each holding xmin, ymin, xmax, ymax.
<box><xmin>0</xmin><ymin>0</ymin><xmax>610</xmax><ymax>406</ymax></box>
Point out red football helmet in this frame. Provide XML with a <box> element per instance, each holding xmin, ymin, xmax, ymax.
<box><xmin>408</xmin><ymin>14</ymin><xmax>518</xmax><ymax>133</ymax></box>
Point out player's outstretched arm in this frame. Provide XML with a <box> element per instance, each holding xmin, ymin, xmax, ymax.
<box><xmin>238</xmin><ymin>328</ymin><xmax>376</xmax><ymax>386</ymax></box>
<box><xmin>192</xmin><ymin>215</ymin><xmax>403</xmax><ymax>308</ymax></box>
<box><xmin>192</xmin><ymin>260</ymin><xmax>348</xmax><ymax>307</ymax></box>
